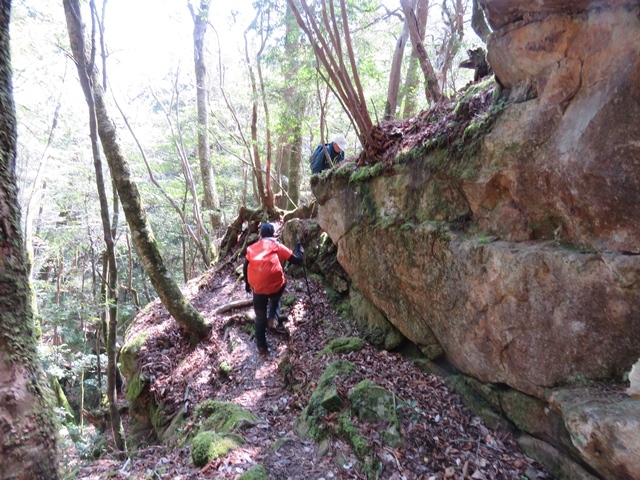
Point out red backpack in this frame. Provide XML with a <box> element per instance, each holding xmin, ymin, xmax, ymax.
<box><xmin>246</xmin><ymin>239</ymin><xmax>289</xmax><ymax>294</ymax></box>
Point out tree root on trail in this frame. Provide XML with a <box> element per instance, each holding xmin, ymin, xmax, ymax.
<box><xmin>214</xmin><ymin>299</ymin><xmax>253</xmax><ymax>315</ymax></box>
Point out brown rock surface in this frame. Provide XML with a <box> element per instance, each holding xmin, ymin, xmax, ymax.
<box><xmin>478</xmin><ymin>6</ymin><xmax>640</xmax><ymax>254</ymax></box>
<box><xmin>549</xmin><ymin>386</ymin><xmax>640</xmax><ymax>480</ymax></box>
<box><xmin>478</xmin><ymin>0</ymin><xmax>640</xmax><ymax>30</ymax></box>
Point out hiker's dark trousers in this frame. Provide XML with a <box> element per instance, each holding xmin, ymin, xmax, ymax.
<box><xmin>252</xmin><ymin>284</ymin><xmax>285</xmax><ymax>350</ymax></box>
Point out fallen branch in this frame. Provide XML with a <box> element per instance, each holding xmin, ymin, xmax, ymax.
<box><xmin>214</xmin><ymin>299</ymin><xmax>253</xmax><ymax>315</ymax></box>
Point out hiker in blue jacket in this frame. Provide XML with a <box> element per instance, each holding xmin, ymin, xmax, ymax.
<box><xmin>310</xmin><ymin>135</ymin><xmax>347</xmax><ymax>174</ymax></box>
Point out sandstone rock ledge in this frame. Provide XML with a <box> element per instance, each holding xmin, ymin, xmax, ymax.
<box><xmin>311</xmin><ymin>3</ymin><xmax>640</xmax><ymax>478</ymax></box>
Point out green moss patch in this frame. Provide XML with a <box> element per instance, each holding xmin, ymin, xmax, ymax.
<box><xmin>125</xmin><ymin>372</ymin><xmax>149</xmax><ymax>402</ymax></box>
<box><xmin>319</xmin><ymin>337</ymin><xmax>365</xmax><ymax>356</ymax></box>
<box><xmin>301</xmin><ymin>360</ymin><xmax>357</xmax><ymax>439</ymax></box>
<box><xmin>348</xmin><ymin>380</ymin><xmax>402</xmax><ymax>447</ymax></box>
<box><xmin>191</xmin><ymin>431</ymin><xmax>241</xmax><ymax>467</ymax></box>
<box><xmin>238</xmin><ymin>464</ymin><xmax>269</xmax><ymax>480</ymax></box>
<box><xmin>120</xmin><ymin>332</ymin><xmax>148</xmax><ymax>379</ymax></box>
<box><xmin>194</xmin><ymin>400</ymin><xmax>263</xmax><ymax>434</ymax></box>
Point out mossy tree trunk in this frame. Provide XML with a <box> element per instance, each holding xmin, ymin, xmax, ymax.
<box><xmin>63</xmin><ymin>0</ymin><xmax>211</xmax><ymax>345</ymax></box>
<box><xmin>0</xmin><ymin>1</ymin><xmax>60</xmax><ymax>477</ymax></box>
<box><xmin>62</xmin><ymin>0</ymin><xmax>125</xmax><ymax>451</ymax></box>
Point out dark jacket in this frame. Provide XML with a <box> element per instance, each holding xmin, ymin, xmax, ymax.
<box><xmin>310</xmin><ymin>142</ymin><xmax>345</xmax><ymax>174</ymax></box>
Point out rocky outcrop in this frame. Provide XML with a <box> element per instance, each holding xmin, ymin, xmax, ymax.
<box><xmin>476</xmin><ymin>2</ymin><xmax>640</xmax><ymax>254</ymax></box>
<box><xmin>549</xmin><ymin>387</ymin><xmax>640</xmax><ymax>480</ymax></box>
<box><xmin>312</xmin><ymin>2</ymin><xmax>640</xmax><ymax>478</ymax></box>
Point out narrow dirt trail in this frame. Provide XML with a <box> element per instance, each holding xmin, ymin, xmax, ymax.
<box><xmin>67</xmin><ymin>263</ymin><xmax>551</xmax><ymax>480</ymax></box>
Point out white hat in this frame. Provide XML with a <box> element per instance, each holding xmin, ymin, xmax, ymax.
<box><xmin>333</xmin><ymin>135</ymin><xmax>347</xmax><ymax>151</ymax></box>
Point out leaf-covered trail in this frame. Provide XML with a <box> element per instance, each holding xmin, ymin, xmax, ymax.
<box><xmin>63</xmin><ymin>263</ymin><xmax>551</xmax><ymax>479</ymax></box>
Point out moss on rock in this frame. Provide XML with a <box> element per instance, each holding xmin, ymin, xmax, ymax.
<box><xmin>238</xmin><ymin>464</ymin><xmax>269</xmax><ymax>480</ymax></box>
<box><xmin>348</xmin><ymin>380</ymin><xmax>402</xmax><ymax>447</ymax></box>
<box><xmin>301</xmin><ymin>360</ymin><xmax>357</xmax><ymax>439</ymax></box>
<box><xmin>320</xmin><ymin>337</ymin><xmax>365</xmax><ymax>355</ymax></box>
<box><xmin>191</xmin><ymin>431</ymin><xmax>241</xmax><ymax>467</ymax></box>
<box><xmin>194</xmin><ymin>400</ymin><xmax>263</xmax><ymax>434</ymax></box>
<box><xmin>120</xmin><ymin>332</ymin><xmax>148</xmax><ymax>379</ymax></box>
<box><xmin>125</xmin><ymin>372</ymin><xmax>149</xmax><ymax>402</ymax></box>
<box><xmin>348</xmin><ymin>288</ymin><xmax>405</xmax><ymax>350</ymax></box>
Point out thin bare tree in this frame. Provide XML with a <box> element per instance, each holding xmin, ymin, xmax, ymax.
<box><xmin>384</xmin><ymin>5</ymin><xmax>410</xmax><ymax>120</ymax></box>
<box><xmin>401</xmin><ymin>0</ymin><xmax>443</xmax><ymax>103</ymax></box>
<box><xmin>188</xmin><ymin>0</ymin><xmax>222</xmax><ymax>237</ymax></box>
<box><xmin>63</xmin><ymin>0</ymin><xmax>211</xmax><ymax>347</ymax></box>
<box><xmin>287</xmin><ymin>0</ymin><xmax>379</xmax><ymax>158</ymax></box>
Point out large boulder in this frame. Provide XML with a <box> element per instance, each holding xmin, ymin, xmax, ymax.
<box><xmin>325</xmin><ymin>218</ymin><xmax>640</xmax><ymax>399</ymax></box>
<box><xmin>477</xmin><ymin>0</ymin><xmax>639</xmax><ymax>30</ymax></box>
<box><xmin>477</xmin><ymin>3</ymin><xmax>640</xmax><ymax>254</ymax></box>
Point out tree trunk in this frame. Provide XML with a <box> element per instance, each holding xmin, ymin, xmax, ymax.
<box><xmin>277</xmin><ymin>6</ymin><xmax>304</xmax><ymax>209</ymax></box>
<box><xmin>384</xmin><ymin>4</ymin><xmax>411</xmax><ymax>121</ymax></box>
<box><xmin>400</xmin><ymin>56</ymin><xmax>420</xmax><ymax>118</ymax></box>
<box><xmin>0</xmin><ymin>1</ymin><xmax>59</xmax><ymax>476</ymax></box>
<box><xmin>63</xmin><ymin>0</ymin><xmax>125</xmax><ymax>450</ymax></box>
<box><xmin>63</xmin><ymin>0</ymin><xmax>210</xmax><ymax>344</ymax></box>
<box><xmin>401</xmin><ymin>0</ymin><xmax>442</xmax><ymax>104</ymax></box>
<box><xmin>472</xmin><ymin>0</ymin><xmax>491</xmax><ymax>44</ymax></box>
<box><xmin>189</xmin><ymin>0</ymin><xmax>222</xmax><ymax>236</ymax></box>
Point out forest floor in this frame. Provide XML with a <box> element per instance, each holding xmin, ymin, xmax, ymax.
<box><xmin>60</xmin><ymin>258</ymin><xmax>552</xmax><ymax>480</ymax></box>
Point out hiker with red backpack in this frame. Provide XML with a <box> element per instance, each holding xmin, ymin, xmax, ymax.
<box><xmin>243</xmin><ymin>223</ymin><xmax>304</xmax><ymax>356</ymax></box>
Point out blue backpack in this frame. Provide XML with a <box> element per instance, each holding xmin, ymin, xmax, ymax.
<box><xmin>310</xmin><ymin>144</ymin><xmax>327</xmax><ymax>174</ymax></box>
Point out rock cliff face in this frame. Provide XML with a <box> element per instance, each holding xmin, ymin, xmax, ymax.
<box><xmin>312</xmin><ymin>1</ymin><xmax>640</xmax><ymax>478</ymax></box>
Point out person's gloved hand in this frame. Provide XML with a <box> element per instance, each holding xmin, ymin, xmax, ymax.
<box><xmin>245</xmin><ymin>283</ymin><xmax>251</xmax><ymax>293</ymax></box>
<box><xmin>295</xmin><ymin>243</ymin><xmax>305</xmax><ymax>256</ymax></box>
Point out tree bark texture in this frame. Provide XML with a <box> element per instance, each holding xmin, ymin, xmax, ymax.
<box><xmin>0</xmin><ymin>1</ymin><xmax>60</xmax><ymax>477</ymax></box>
<box><xmin>189</xmin><ymin>0</ymin><xmax>222</xmax><ymax>235</ymax></box>
<box><xmin>63</xmin><ymin>0</ymin><xmax>210</xmax><ymax>344</ymax></box>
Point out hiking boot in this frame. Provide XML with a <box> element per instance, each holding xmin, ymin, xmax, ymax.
<box><xmin>274</xmin><ymin>322</ymin><xmax>287</xmax><ymax>334</ymax></box>
<box><xmin>258</xmin><ymin>346</ymin><xmax>270</xmax><ymax>357</ymax></box>
<box><xmin>267</xmin><ymin>318</ymin><xmax>277</xmax><ymax>330</ymax></box>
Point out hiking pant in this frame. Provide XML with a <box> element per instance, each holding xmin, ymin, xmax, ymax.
<box><xmin>252</xmin><ymin>284</ymin><xmax>285</xmax><ymax>350</ymax></box>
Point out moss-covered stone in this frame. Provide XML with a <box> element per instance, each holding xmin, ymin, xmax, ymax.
<box><xmin>281</xmin><ymin>293</ymin><xmax>296</xmax><ymax>307</ymax></box>
<box><xmin>191</xmin><ymin>431</ymin><xmax>241</xmax><ymax>467</ymax></box>
<box><xmin>348</xmin><ymin>380</ymin><xmax>402</xmax><ymax>447</ymax></box>
<box><xmin>125</xmin><ymin>372</ymin><xmax>149</xmax><ymax>402</ymax></box>
<box><xmin>336</xmin><ymin>413</ymin><xmax>382</xmax><ymax>477</ymax></box>
<box><xmin>320</xmin><ymin>337</ymin><xmax>365</xmax><ymax>356</ymax></box>
<box><xmin>120</xmin><ymin>332</ymin><xmax>148</xmax><ymax>379</ymax></box>
<box><xmin>237</xmin><ymin>464</ymin><xmax>269</xmax><ymax>480</ymax></box>
<box><xmin>301</xmin><ymin>360</ymin><xmax>357</xmax><ymax>439</ymax></box>
<box><xmin>349</xmin><ymin>288</ymin><xmax>405</xmax><ymax>350</ymax></box>
<box><xmin>445</xmin><ymin>375</ymin><xmax>514</xmax><ymax>432</ymax></box>
<box><xmin>194</xmin><ymin>400</ymin><xmax>263</xmax><ymax>434</ymax></box>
